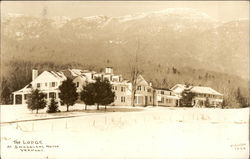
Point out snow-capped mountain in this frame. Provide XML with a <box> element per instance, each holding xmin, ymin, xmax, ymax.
<box><xmin>1</xmin><ymin>8</ymin><xmax>249</xmax><ymax>79</ymax></box>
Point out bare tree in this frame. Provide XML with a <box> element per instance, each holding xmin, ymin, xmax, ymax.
<box><xmin>128</xmin><ymin>37</ymin><xmax>147</xmax><ymax>106</ymax></box>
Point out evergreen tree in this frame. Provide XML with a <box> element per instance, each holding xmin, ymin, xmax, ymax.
<box><xmin>47</xmin><ymin>97</ymin><xmax>60</xmax><ymax>113</ymax></box>
<box><xmin>59</xmin><ymin>78</ymin><xmax>78</xmax><ymax>112</ymax></box>
<box><xmin>80</xmin><ymin>78</ymin><xmax>115</xmax><ymax>110</ymax></box>
<box><xmin>221</xmin><ymin>99</ymin><xmax>227</xmax><ymax>109</ymax></box>
<box><xmin>1</xmin><ymin>84</ymin><xmax>11</xmax><ymax>104</ymax></box>
<box><xmin>205</xmin><ymin>97</ymin><xmax>210</xmax><ymax>107</ymax></box>
<box><xmin>236</xmin><ymin>87</ymin><xmax>248</xmax><ymax>108</ymax></box>
<box><xmin>180</xmin><ymin>86</ymin><xmax>195</xmax><ymax>107</ymax></box>
<box><xmin>27</xmin><ymin>89</ymin><xmax>47</xmax><ymax>114</ymax></box>
<box><xmin>99</xmin><ymin>79</ymin><xmax>115</xmax><ymax>110</ymax></box>
<box><xmin>80</xmin><ymin>83</ymin><xmax>95</xmax><ymax>110</ymax></box>
<box><xmin>94</xmin><ymin>78</ymin><xmax>115</xmax><ymax>110</ymax></box>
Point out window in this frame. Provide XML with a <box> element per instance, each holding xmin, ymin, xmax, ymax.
<box><xmin>45</xmin><ymin>82</ymin><xmax>47</xmax><ymax>87</ymax></box>
<box><xmin>169</xmin><ymin>99</ymin><xmax>172</xmax><ymax>103</ymax></box>
<box><xmin>147</xmin><ymin>88</ymin><xmax>151</xmax><ymax>92</ymax></box>
<box><xmin>76</xmin><ymin>82</ymin><xmax>79</xmax><ymax>87</ymax></box>
<box><xmin>121</xmin><ymin>87</ymin><xmax>125</xmax><ymax>92</ymax></box>
<box><xmin>150</xmin><ymin>96</ymin><xmax>152</xmax><ymax>102</ymax></box>
<box><xmin>161</xmin><ymin>91</ymin><xmax>164</xmax><ymax>95</ymax></box>
<box><xmin>112</xmin><ymin>86</ymin><xmax>117</xmax><ymax>90</ymax></box>
<box><xmin>37</xmin><ymin>83</ymin><xmax>40</xmax><ymax>88</ymax></box>
<box><xmin>121</xmin><ymin>96</ymin><xmax>126</xmax><ymax>103</ymax></box>
<box><xmin>49</xmin><ymin>92</ymin><xmax>56</xmax><ymax>98</ymax></box>
<box><xmin>166</xmin><ymin>98</ymin><xmax>172</xmax><ymax>103</ymax></box>
<box><xmin>137</xmin><ymin>86</ymin><xmax>141</xmax><ymax>91</ymax></box>
<box><xmin>52</xmin><ymin>82</ymin><xmax>56</xmax><ymax>87</ymax></box>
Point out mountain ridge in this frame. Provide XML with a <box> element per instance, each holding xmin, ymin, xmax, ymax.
<box><xmin>2</xmin><ymin>8</ymin><xmax>249</xmax><ymax>80</ymax></box>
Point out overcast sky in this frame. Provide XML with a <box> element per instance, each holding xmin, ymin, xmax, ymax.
<box><xmin>1</xmin><ymin>1</ymin><xmax>249</xmax><ymax>22</ymax></box>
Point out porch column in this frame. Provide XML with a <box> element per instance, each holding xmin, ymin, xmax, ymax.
<box><xmin>21</xmin><ymin>94</ymin><xmax>25</xmax><ymax>104</ymax></box>
<box><xmin>56</xmin><ymin>92</ymin><xmax>61</xmax><ymax>106</ymax></box>
<box><xmin>13</xmin><ymin>94</ymin><xmax>16</xmax><ymax>105</ymax></box>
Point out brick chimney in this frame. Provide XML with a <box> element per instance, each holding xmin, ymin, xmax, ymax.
<box><xmin>32</xmin><ymin>69</ymin><xmax>38</xmax><ymax>81</ymax></box>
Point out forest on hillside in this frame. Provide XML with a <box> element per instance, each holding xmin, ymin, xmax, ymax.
<box><xmin>0</xmin><ymin>60</ymin><xmax>249</xmax><ymax>108</ymax></box>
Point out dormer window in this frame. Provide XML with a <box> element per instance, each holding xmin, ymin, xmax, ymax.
<box><xmin>37</xmin><ymin>83</ymin><xmax>40</xmax><ymax>88</ymax></box>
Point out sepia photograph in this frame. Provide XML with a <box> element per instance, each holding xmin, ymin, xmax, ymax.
<box><xmin>0</xmin><ymin>1</ymin><xmax>249</xmax><ymax>159</ymax></box>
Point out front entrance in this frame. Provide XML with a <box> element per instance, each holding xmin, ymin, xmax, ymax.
<box><xmin>176</xmin><ymin>100</ymin><xmax>179</xmax><ymax>107</ymax></box>
<box><xmin>15</xmin><ymin>95</ymin><xmax>22</xmax><ymax>104</ymax></box>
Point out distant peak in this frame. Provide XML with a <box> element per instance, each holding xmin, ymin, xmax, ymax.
<box><xmin>117</xmin><ymin>7</ymin><xmax>214</xmax><ymax>22</ymax></box>
<box><xmin>5</xmin><ymin>13</ymin><xmax>25</xmax><ymax>18</ymax></box>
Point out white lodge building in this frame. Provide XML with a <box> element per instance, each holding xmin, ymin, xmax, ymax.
<box><xmin>12</xmin><ymin>67</ymin><xmax>133</xmax><ymax>106</ymax></box>
<box><xmin>12</xmin><ymin>69</ymin><xmax>83</xmax><ymax>105</ymax></box>
<box><xmin>12</xmin><ymin>68</ymin><xmax>223</xmax><ymax>108</ymax></box>
<box><xmin>171</xmin><ymin>84</ymin><xmax>223</xmax><ymax>107</ymax></box>
<box><xmin>154</xmin><ymin>88</ymin><xmax>180</xmax><ymax>107</ymax></box>
<box><xmin>134</xmin><ymin>75</ymin><xmax>154</xmax><ymax>106</ymax></box>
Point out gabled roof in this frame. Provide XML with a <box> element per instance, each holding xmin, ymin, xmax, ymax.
<box><xmin>13</xmin><ymin>84</ymin><xmax>32</xmax><ymax>93</ymax></box>
<box><xmin>154</xmin><ymin>87</ymin><xmax>171</xmax><ymax>91</ymax></box>
<box><xmin>190</xmin><ymin>86</ymin><xmax>222</xmax><ymax>96</ymax></box>
<box><xmin>171</xmin><ymin>84</ymin><xmax>223</xmax><ymax>96</ymax></box>
<box><xmin>48</xmin><ymin>71</ymin><xmax>66</xmax><ymax>81</ymax></box>
<box><xmin>73</xmin><ymin>74</ymin><xmax>86</xmax><ymax>81</ymax></box>
<box><xmin>171</xmin><ymin>84</ymin><xmax>192</xmax><ymax>90</ymax></box>
<box><xmin>69</xmin><ymin>69</ymin><xmax>83</xmax><ymax>76</ymax></box>
<box><xmin>136</xmin><ymin>75</ymin><xmax>149</xmax><ymax>86</ymax></box>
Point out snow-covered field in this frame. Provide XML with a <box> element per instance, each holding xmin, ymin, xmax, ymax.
<box><xmin>1</xmin><ymin>104</ymin><xmax>249</xmax><ymax>159</ymax></box>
